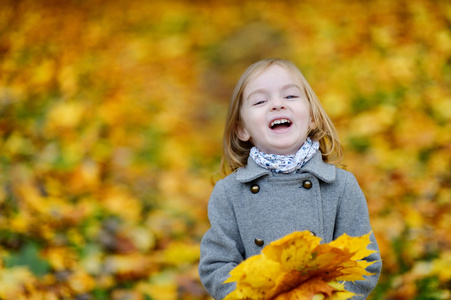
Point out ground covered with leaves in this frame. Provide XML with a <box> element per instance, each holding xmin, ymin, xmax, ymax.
<box><xmin>1</xmin><ymin>0</ymin><xmax>450</xmax><ymax>299</ymax></box>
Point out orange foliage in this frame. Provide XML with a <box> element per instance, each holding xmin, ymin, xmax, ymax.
<box><xmin>0</xmin><ymin>0</ymin><xmax>450</xmax><ymax>298</ymax></box>
<box><xmin>224</xmin><ymin>231</ymin><xmax>374</xmax><ymax>300</ymax></box>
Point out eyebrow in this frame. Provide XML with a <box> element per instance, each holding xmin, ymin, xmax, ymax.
<box><xmin>246</xmin><ymin>84</ymin><xmax>302</xmax><ymax>101</ymax></box>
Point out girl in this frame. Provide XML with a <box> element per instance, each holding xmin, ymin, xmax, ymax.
<box><xmin>199</xmin><ymin>58</ymin><xmax>381</xmax><ymax>299</ymax></box>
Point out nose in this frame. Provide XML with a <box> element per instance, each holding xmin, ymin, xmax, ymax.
<box><xmin>271</xmin><ymin>98</ymin><xmax>286</xmax><ymax>111</ymax></box>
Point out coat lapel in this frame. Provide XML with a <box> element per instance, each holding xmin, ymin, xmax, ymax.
<box><xmin>299</xmin><ymin>152</ymin><xmax>336</xmax><ymax>183</ymax></box>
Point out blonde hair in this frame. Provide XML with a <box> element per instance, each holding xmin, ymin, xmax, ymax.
<box><xmin>220</xmin><ymin>58</ymin><xmax>343</xmax><ymax>176</ymax></box>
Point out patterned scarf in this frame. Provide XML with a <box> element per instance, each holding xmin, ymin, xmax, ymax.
<box><xmin>250</xmin><ymin>137</ymin><xmax>319</xmax><ymax>174</ymax></box>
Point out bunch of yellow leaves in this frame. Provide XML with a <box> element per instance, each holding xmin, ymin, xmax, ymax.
<box><xmin>224</xmin><ymin>231</ymin><xmax>377</xmax><ymax>300</ymax></box>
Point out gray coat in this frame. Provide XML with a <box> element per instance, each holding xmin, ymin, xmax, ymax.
<box><xmin>199</xmin><ymin>152</ymin><xmax>382</xmax><ymax>299</ymax></box>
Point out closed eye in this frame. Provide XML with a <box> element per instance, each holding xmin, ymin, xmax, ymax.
<box><xmin>253</xmin><ymin>100</ymin><xmax>267</xmax><ymax>106</ymax></box>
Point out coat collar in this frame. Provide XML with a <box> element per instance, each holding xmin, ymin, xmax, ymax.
<box><xmin>235</xmin><ymin>151</ymin><xmax>336</xmax><ymax>183</ymax></box>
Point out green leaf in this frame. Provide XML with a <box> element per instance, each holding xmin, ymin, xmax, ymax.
<box><xmin>4</xmin><ymin>242</ymin><xmax>51</xmax><ymax>277</ymax></box>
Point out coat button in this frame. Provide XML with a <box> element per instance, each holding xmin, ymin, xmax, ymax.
<box><xmin>302</xmin><ymin>180</ymin><xmax>312</xmax><ymax>189</ymax></box>
<box><xmin>250</xmin><ymin>184</ymin><xmax>260</xmax><ymax>194</ymax></box>
<box><xmin>254</xmin><ymin>238</ymin><xmax>264</xmax><ymax>247</ymax></box>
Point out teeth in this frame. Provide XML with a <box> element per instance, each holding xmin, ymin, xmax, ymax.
<box><xmin>270</xmin><ymin>119</ymin><xmax>291</xmax><ymax>128</ymax></box>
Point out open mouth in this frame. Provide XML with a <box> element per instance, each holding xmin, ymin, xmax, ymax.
<box><xmin>269</xmin><ymin>118</ymin><xmax>292</xmax><ymax>130</ymax></box>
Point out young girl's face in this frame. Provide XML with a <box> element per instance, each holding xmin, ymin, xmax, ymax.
<box><xmin>237</xmin><ymin>64</ymin><xmax>315</xmax><ymax>155</ymax></box>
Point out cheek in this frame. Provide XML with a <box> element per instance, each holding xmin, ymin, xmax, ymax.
<box><xmin>297</xmin><ymin>105</ymin><xmax>312</xmax><ymax>125</ymax></box>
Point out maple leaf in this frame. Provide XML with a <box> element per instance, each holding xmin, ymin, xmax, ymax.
<box><xmin>224</xmin><ymin>231</ymin><xmax>377</xmax><ymax>300</ymax></box>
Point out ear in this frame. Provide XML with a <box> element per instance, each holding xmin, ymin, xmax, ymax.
<box><xmin>308</xmin><ymin>116</ymin><xmax>317</xmax><ymax>134</ymax></box>
<box><xmin>309</xmin><ymin>117</ymin><xmax>317</xmax><ymax>130</ymax></box>
<box><xmin>236</xmin><ymin>124</ymin><xmax>251</xmax><ymax>142</ymax></box>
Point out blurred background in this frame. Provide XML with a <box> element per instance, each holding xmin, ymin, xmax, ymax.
<box><xmin>1</xmin><ymin>0</ymin><xmax>450</xmax><ymax>299</ymax></box>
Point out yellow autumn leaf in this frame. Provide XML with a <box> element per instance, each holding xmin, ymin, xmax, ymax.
<box><xmin>273</xmin><ymin>279</ymin><xmax>355</xmax><ymax>300</ymax></box>
<box><xmin>46</xmin><ymin>101</ymin><xmax>85</xmax><ymax>130</ymax></box>
<box><xmin>328</xmin><ymin>232</ymin><xmax>376</xmax><ymax>261</ymax></box>
<box><xmin>136</xmin><ymin>281</ymin><xmax>178</xmax><ymax>300</ymax></box>
<box><xmin>431</xmin><ymin>251</ymin><xmax>451</xmax><ymax>282</ymax></box>
<box><xmin>163</xmin><ymin>241</ymin><xmax>200</xmax><ymax>266</ymax></box>
<box><xmin>0</xmin><ymin>267</ymin><xmax>37</xmax><ymax>299</ymax></box>
<box><xmin>224</xmin><ymin>231</ymin><xmax>377</xmax><ymax>300</ymax></box>
<box><xmin>263</xmin><ymin>231</ymin><xmax>322</xmax><ymax>271</ymax></box>
<box><xmin>225</xmin><ymin>255</ymin><xmax>283</xmax><ymax>288</ymax></box>
<box><xmin>42</xmin><ymin>246</ymin><xmax>78</xmax><ymax>271</ymax></box>
<box><xmin>67</xmin><ymin>269</ymin><xmax>96</xmax><ymax>293</ymax></box>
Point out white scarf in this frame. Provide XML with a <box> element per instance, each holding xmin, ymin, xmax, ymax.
<box><xmin>250</xmin><ymin>137</ymin><xmax>319</xmax><ymax>174</ymax></box>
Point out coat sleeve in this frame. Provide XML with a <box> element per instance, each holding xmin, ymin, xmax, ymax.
<box><xmin>334</xmin><ymin>172</ymin><xmax>382</xmax><ymax>299</ymax></box>
<box><xmin>198</xmin><ymin>179</ymin><xmax>245</xmax><ymax>300</ymax></box>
